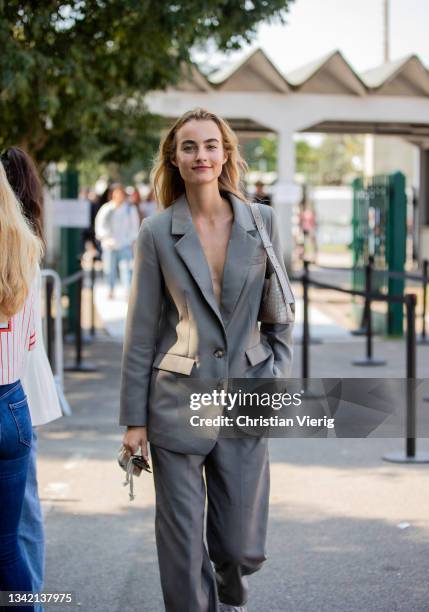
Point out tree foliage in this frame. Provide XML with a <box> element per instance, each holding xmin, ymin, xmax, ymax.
<box><xmin>315</xmin><ymin>135</ymin><xmax>363</xmax><ymax>185</ymax></box>
<box><xmin>244</xmin><ymin>134</ymin><xmax>364</xmax><ymax>185</ymax></box>
<box><xmin>0</xmin><ymin>1</ymin><xmax>293</xmax><ymax>169</ymax></box>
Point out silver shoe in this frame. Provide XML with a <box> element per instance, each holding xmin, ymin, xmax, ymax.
<box><xmin>219</xmin><ymin>604</ymin><xmax>248</xmax><ymax>612</ymax></box>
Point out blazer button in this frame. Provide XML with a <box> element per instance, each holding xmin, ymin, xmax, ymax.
<box><xmin>214</xmin><ymin>349</ymin><xmax>225</xmax><ymax>358</ymax></box>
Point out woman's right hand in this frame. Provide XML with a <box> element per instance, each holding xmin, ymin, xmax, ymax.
<box><xmin>122</xmin><ymin>426</ymin><xmax>148</xmax><ymax>460</ymax></box>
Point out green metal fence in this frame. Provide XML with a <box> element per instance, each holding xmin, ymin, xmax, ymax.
<box><xmin>351</xmin><ymin>172</ymin><xmax>406</xmax><ymax>336</ymax></box>
<box><xmin>59</xmin><ymin>168</ymin><xmax>81</xmax><ymax>334</ymax></box>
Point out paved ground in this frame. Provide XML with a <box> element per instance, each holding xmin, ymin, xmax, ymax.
<box><xmin>37</xmin><ymin>275</ymin><xmax>429</xmax><ymax>612</ymax></box>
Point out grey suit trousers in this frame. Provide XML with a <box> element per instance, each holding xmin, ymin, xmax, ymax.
<box><xmin>150</xmin><ymin>436</ymin><xmax>270</xmax><ymax>612</ymax></box>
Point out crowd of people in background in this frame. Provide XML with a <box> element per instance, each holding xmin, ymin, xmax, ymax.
<box><xmin>79</xmin><ymin>179</ymin><xmax>273</xmax><ymax>300</ymax></box>
<box><xmin>94</xmin><ymin>185</ymin><xmax>140</xmax><ymax>299</ymax></box>
<box><xmin>79</xmin><ymin>183</ymin><xmax>159</xmax><ymax>299</ymax></box>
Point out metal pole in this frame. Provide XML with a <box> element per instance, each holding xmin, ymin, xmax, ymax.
<box><xmin>383</xmin><ymin>0</ymin><xmax>390</xmax><ymax>63</ymax></box>
<box><xmin>351</xmin><ymin>294</ymin><xmax>368</xmax><ymax>336</ymax></box>
<box><xmin>406</xmin><ymin>294</ymin><xmax>416</xmax><ymax>458</ymax></box>
<box><xmin>352</xmin><ymin>257</ymin><xmax>386</xmax><ymax>366</ymax></box>
<box><xmin>383</xmin><ymin>293</ymin><xmax>429</xmax><ymax>462</ymax></box>
<box><xmin>351</xmin><ymin>254</ymin><xmax>373</xmax><ymax>336</ymax></box>
<box><xmin>41</xmin><ymin>268</ymin><xmax>71</xmax><ymax>416</ymax></box>
<box><xmin>366</xmin><ymin>262</ymin><xmax>372</xmax><ymax>360</ymax></box>
<box><xmin>302</xmin><ymin>260</ymin><xmax>309</xmax><ymax>380</ymax></box>
<box><xmin>64</xmin><ymin>270</ymin><xmax>97</xmax><ymax>373</ymax></box>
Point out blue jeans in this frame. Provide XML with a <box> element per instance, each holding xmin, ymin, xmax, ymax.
<box><xmin>0</xmin><ymin>381</ymin><xmax>34</xmax><ymax>612</ymax></box>
<box><xmin>103</xmin><ymin>246</ymin><xmax>133</xmax><ymax>293</ymax></box>
<box><xmin>19</xmin><ymin>430</ymin><xmax>44</xmax><ymax>612</ymax></box>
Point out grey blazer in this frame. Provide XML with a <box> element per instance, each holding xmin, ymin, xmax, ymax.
<box><xmin>119</xmin><ymin>191</ymin><xmax>293</xmax><ymax>454</ymax></box>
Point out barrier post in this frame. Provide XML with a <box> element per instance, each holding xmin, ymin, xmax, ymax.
<box><xmin>352</xmin><ymin>258</ymin><xmax>386</xmax><ymax>366</ymax></box>
<box><xmin>64</xmin><ymin>269</ymin><xmax>97</xmax><ymax>373</ymax></box>
<box><xmin>300</xmin><ymin>262</ymin><xmax>324</xmax><ymax>399</ymax></box>
<box><xmin>41</xmin><ymin>269</ymin><xmax>71</xmax><ymax>416</ymax></box>
<box><xmin>302</xmin><ymin>260</ymin><xmax>309</xmax><ymax>379</ymax></box>
<box><xmin>297</xmin><ymin>260</ymin><xmax>322</xmax><ymax>345</ymax></box>
<box><xmin>383</xmin><ymin>294</ymin><xmax>429</xmax><ymax>463</ymax></box>
<box><xmin>418</xmin><ymin>259</ymin><xmax>428</xmax><ymax>345</ymax></box>
<box><xmin>351</xmin><ymin>255</ymin><xmax>373</xmax><ymax>336</ymax></box>
<box><xmin>406</xmin><ymin>294</ymin><xmax>416</xmax><ymax>458</ymax></box>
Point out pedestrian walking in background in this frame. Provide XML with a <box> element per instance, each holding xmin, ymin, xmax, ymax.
<box><xmin>139</xmin><ymin>186</ymin><xmax>158</xmax><ymax>219</ymax></box>
<box><xmin>2</xmin><ymin>147</ymin><xmax>63</xmax><ymax>612</ymax></box>
<box><xmin>120</xmin><ymin>108</ymin><xmax>293</xmax><ymax>612</ymax></box>
<box><xmin>128</xmin><ymin>186</ymin><xmax>144</xmax><ymax>223</ymax></box>
<box><xmin>0</xmin><ymin>155</ymin><xmax>43</xmax><ymax>611</ymax></box>
<box><xmin>299</xmin><ymin>193</ymin><xmax>318</xmax><ymax>261</ymax></box>
<box><xmin>254</xmin><ymin>179</ymin><xmax>272</xmax><ymax>206</ymax></box>
<box><xmin>94</xmin><ymin>183</ymin><xmax>140</xmax><ymax>299</ymax></box>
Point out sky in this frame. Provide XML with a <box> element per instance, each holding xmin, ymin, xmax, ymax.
<box><xmin>193</xmin><ymin>0</ymin><xmax>429</xmax><ymax>77</ymax></box>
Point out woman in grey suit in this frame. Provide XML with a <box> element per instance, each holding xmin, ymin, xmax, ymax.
<box><xmin>120</xmin><ymin>108</ymin><xmax>293</xmax><ymax>612</ymax></box>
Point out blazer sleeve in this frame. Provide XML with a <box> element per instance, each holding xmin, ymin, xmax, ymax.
<box><xmin>119</xmin><ymin>219</ymin><xmax>163</xmax><ymax>426</ymax></box>
<box><xmin>260</xmin><ymin>206</ymin><xmax>294</xmax><ymax>378</ymax></box>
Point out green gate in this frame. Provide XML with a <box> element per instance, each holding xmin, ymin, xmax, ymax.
<box><xmin>59</xmin><ymin>168</ymin><xmax>81</xmax><ymax>334</ymax></box>
<box><xmin>351</xmin><ymin>172</ymin><xmax>406</xmax><ymax>336</ymax></box>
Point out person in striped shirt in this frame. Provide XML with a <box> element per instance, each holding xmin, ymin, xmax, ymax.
<box><xmin>0</xmin><ymin>293</ymin><xmax>36</xmax><ymax>384</ymax></box>
<box><xmin>0</xmin><ymin>157</ymin><xmax>43</xmax><ymax>609</ymax></box>
<box><xmin>2</xmin><ymin>146</ymin><xmax>63</xmax><ymax>612</ymax></box>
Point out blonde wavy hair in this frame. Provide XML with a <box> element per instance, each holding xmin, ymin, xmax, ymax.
<box><xmin>151</xmin><ymin>108</ymin><xmax>248</xmax><ymax>208</ymax></box>
<box><xmin>0</xmin><ymin>161</ymin><xmax>43</xmax><ymax>321</ymax></box>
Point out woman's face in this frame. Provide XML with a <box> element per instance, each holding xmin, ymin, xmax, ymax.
<box><xmin>172</xmin><ymin>119</ymin><xmax>227</xmax><ymax>187</ymax></box>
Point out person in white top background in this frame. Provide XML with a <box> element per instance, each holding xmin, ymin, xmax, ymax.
<box><xmin>94</xmin><ymin>183</ymin><xmax>140</xmax><ymax>299</ymax></box>
<box><xmin>0</xmin><ymin>157</ymin><xmax>43</xmax><ymax>611</ymax></box>
<box><xmin>1</xmin><ymin>147</ymin><xmax>63</xmax><ymax>612</ymax></box>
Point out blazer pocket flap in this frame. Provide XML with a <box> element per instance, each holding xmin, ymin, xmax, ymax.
<box><xmin>153</xmin><ymin>352</ymin><xmax>195</xmax><ymax>375</ymax></box>
<box><xmin>245</xmin><ymin>342</ymin><xmax>273</xmax><ymax>366</ymax></box>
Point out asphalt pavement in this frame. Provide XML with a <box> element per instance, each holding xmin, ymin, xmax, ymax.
<box><xmin>37</xmin><ymin>281</ymin><xmax>429</xmax><ymax>612</ymax></box>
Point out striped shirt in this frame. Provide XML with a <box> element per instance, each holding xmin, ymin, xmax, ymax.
<box><xmin>0</xmin><ymin>280</ymin><xmax>36</xmax><ymax>385</ymax></box>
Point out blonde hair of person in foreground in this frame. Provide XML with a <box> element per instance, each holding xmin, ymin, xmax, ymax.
<box><xmin>0</xmin><ymin>160</ymin><xmax>43</xmax><ymax>322</ymax></box>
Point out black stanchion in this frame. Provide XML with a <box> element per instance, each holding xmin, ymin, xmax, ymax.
<box><xmin>352</xmin><ymin>259</ymin><xmax>386</xmax><ymax>366</ymax></box>
<box><xmin>384</xmin><ymin>294</ymin><xmax>429</xmax><ymax>463</ymax></box>
<box><xmin>351</xmin><ymin>255</ymin><xmax>373</xmax><ymax>336</ymax></box>
<box><xmin>296</xmin><ymin>260</ymin><xmax>323</xmax><ymax>345</ymax></box>
<box><xmin>299</xmin><ymin>267</ymin><xmax>428</xmax><ymax>444</ymax></box>
<box><xmin>302</xmin><ymin>260</ymin><xmax>309</xmax><ymax>380</ymax></box>
<box><xmin>64</xmin><ymin>271</ymin><xmax>97</xmax><ymax>373</ymax></box>
<box><xmin>80</xmin><ymin>256</ymin><xmax>98</xmax><ymax>344</ymax></box>
<box><xmin>417</xmin><ymin>259</ymin><xmax>428</xmax><ymax>345</ymax></box>
<box><xmin>300</xmin><ymin>261</ymin><xmax>324</xmax><ymax>399</ymax></box>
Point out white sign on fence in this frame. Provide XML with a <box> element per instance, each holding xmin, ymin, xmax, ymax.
<box><xmin>54</xmin><ymin>199</ymin><xmax>90</xmax><ymax>228</ymax></box>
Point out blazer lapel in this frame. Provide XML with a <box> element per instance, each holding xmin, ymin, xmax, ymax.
<box><xmin>220</xmin><ymin>193</ymin><xmax>259</xmax><ymax>326</ymax></box>
<box><xmin>171</xmin><ymin>192</ymin><xmax>259</xmax><ymax>330</ymax></box>
<box><xmin>172</xmin><ymin>194</ymin><xmax>225</xmax><ymax>329</ymax></box>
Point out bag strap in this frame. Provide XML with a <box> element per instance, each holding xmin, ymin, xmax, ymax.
<box><xmin>250</xmin><ymin>203</ymin><xmax>295</xmax><ymax>304</ymax></box>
